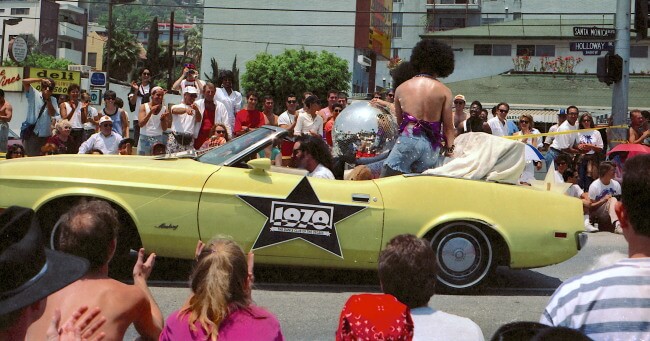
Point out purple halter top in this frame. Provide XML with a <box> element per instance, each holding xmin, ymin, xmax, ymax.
<box><xmin>399</xmin><ymin>112</ymin><xmax>443</xmax><ymax>149</ymax></box>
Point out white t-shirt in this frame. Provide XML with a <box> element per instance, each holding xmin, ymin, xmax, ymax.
<box><xmin>487</xmin><ymin>117</ymin><xmax>507</xmax><ymax>137</ymax></box>
<box><xmin>410</xmin><ymin>307</ymin><xmax>484</xmax><ymax>341</ymax></box>
<box><xmin>83</xmin><ymin>106</ymin><xmax>99</xmax><ymax>130</ymax></box>
<box><xmin>78</xmin><ymin>131</ymin><xmax>123</xmax><ymax>155</ymax></box>
<box><xmin>170</xmin><ymin>103</ymin><xmax>197</xmax><ymax>135</ymax></box>
<box><xmin>308</xmin><ymin>163</ymin><xmax>334</xmax><ymax>179</ymax></box>
<box><xmin>128</xmin><ymin>83</ymin><xmax>150</xmax><ymax>122</ymax></box>
<box><xmin>215</xmin><ymin>87</ymin><xmax>242</xmax><ymax>129</ymax></box>
<box><xmin>179</xmin><ymin>79</ymin><xmax>203</xmax><ymax>99</ymax></box>
<box><xmin>566</xmin><ymin>184</ymin><xmax>584</xmax><ymax>198</ymax></box>
<box><xmin>63</xmin><ymin>101</ymin><xmax>83</xmax><ymax>129</ymax></box>
<box><xmin>579</xmin><ymin>130</ymin><xmax>604</xmax><ymax>155</ymax></box>
<box><xmin>550</xmin><ymin>120</ymin><xmax>579</xmax><ymax>150</ymax></box>
<box><xmin>294</xmin><ymin>112</ymin><xmax>323</xmax><ymax>136</ymax></box>
<box><xmin>588</xmin><ymin>178</ymin><xmax>621</xmax><ymax>201</ymax></box>
<box><xmin>545</xmin><ymin>123</ymin><xmax>560</xmax><ymax>145</ymax></box>
<box><xmin>141</xmin><ymin>103</ymin><xmax>167</xmax><ymax>137</ymax></box>
<box><xmin>278</xmin><ymin>110</ymin><xmax>297</xmax><ymax>127</ymax></box>
<box><xmin>555</xmin><ymin>170</ymin><xmax>564</xmax><ymax>184</ymax></box>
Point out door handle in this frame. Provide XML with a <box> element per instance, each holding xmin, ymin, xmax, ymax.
<box><xmin>352</xmin><ymin>194</ymin><xmax>370</xmax><ymax>203</ymax></box>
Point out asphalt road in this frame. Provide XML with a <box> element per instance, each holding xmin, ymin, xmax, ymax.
<box><xmin>125</xmin><ymin>232</ymin><xmax>627</xmax><ymax>340</ymax></box>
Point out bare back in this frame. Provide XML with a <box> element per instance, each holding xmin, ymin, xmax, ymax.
<box><xmin>394</xmin><ymin>76</ymin><xmax>451</xmax><ymax>123</ymax></box>
<box><xmin>26</xmin><ymin>277</ymin><xmax>153</xmax><ymax>340</ymax></box>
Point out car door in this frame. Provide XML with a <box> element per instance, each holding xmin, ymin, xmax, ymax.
<box><xmin>197</xmin><ymin>165</ymin><xmax>384</xmax><ymax>268</ymax></box>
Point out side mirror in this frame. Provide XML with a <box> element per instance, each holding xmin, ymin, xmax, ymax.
<box><xmin>247</xmin><ymin>158</ymin><xmax>271</xmax><ymax>173</ymax></box>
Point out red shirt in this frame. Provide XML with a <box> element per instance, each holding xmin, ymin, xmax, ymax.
<box><xmin>234</xmin><ymin>109</ymin><xmax>265</xmax><ymax>136</ymax></box>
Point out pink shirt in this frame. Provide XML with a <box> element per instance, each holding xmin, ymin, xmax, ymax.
<box><xmin>160</xmin><ymin>306</ymin><xmax>284</xmax><ymax>341</ymax></box>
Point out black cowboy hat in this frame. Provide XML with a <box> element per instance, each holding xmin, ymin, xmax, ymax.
<box><xmin>0</xmin><ymin>206</ymin><xmax>89</xmax><ymax>315</ymax></box>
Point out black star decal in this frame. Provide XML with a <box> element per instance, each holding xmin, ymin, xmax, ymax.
<box><xmin>238</xmin><ymin>177</ymin><xmax>366</xmax><ymax>258</ymax></box>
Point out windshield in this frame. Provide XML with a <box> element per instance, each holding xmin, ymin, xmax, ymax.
<box><xmin>197</xmin><ymin>126</ymin><xmax>285</xmax><ymax>166</ymax></box>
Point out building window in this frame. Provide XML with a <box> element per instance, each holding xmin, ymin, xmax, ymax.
<box><xmin>392</xmin><ymin>48</ymin><xmax>400</xmax><ymax>58</ymax></box>
<box><xmin>516</xmin><ymin>45</ymin><xmax>535</xmax><ymax>56</ymax></box>
<box><xmin>535</xmin><ymin>45</ymin><xmax>555</xmax><ymax>57</ymax></box>
<box><xmin>493</xmin><ymin>44</ymin><xmax>511</xmax><ymax>56</ymax></box>
<box><xmin>392</xmin><ymin>13</ymin><xmax>403</xmax><ymax>38</ymax></box>
<box><xmin>0</xmin><ymin>9</ymin><xmax>5</xmax><ymax>13</ymax></box>
<box><xmin>631</xmin><ymin>45</ymin><xmax>648</xmax><ymax>58</ymax></box>
<box><xmin>11</xmin><ymin>8</ymin><xmax>29</xmax><ymax>15</ymax></box>
<box><xmin>87</xmin><ymin>53</ymin><xmax>97</xmax><ymax>68</ymax></box>
<box><xmin>474</xmin><ymin>44</ymin><xmax>511</xmax><ymax>56</ymax></box>
<box><xmin>394</xmin><ymin>0</ymin><xmax>403</xmax><ymax>2</ymax></box>
<box><xmin>58</xmin><ymin>41</ymin><xmax>73</xmax><ymax>49</ymax></box>
<box><xmin>474</xmin><ymin>44</ymin><xmax>492</xmax><ymax>56</ymax></box>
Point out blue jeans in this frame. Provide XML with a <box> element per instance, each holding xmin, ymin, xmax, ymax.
<box><xmin>138</xmin><ymin>135</ymin><xmax>165</xmax><ymax>155</ymax></box>
<box><xmin>544</xmin><ymin>147</ymin><xmax>560</xmax><ymax>170</ymax></box>
<box><xmin>381</xmin><ymin>127</ymin><xmax>441</xmax><ymax>175</ymax></box>
<box><xmin>0</xmin><ymin>122</ymin><xmax>8</xmax><ymax>153</ymax></box>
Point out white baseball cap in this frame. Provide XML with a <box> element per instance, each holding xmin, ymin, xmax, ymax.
<box><xmin>99</xmin><ymin>116</ymin><xmax>113</xmax><ymax>124</ymax></box>
<box><xmin>185</xmin><ymin>86</ymin><xmax>198</xmax><ymax>95</ymax></box>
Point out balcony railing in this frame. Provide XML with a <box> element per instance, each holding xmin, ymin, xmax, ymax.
<box><xmin>426</xmin><ymin>0</ymin><xmax>481</xmax><ymax>11</ymax></box>
<box><xmin>57</xmin><ymin>48</ymin><xmax>83</xmax><ymax>64</ymax></box>
<box><xmin>58</xmin><ymin>22</ymin><xmax>84</xmax><ymax>40</ymax></box>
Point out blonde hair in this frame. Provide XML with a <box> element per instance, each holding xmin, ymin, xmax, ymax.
<box><xmin>55</xmin><ymin>119</ymin><xmax>71</xmax><ymax>132</ymax></box>
<box><xmin>519</xmin><ymin>113</ymin><xmax>534</xmax><ymax>127</ymax></box>
<box><xmin>181</xmin><ymin>238</ymin><xmax>251</xmax><ymax>340</ymax></box>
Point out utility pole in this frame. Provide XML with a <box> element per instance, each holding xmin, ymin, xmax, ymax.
<box><xmin>611</xmin><ymin>0</ymin><xmax>631</xmax><ymax>146</ymax></box>
<box><xmin>167</xmin><ymin>11</ymin><xmax>175</xmax><ymax>90</ymax></box>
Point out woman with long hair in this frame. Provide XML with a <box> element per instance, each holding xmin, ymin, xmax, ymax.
<box><xmin>160</xmin><ymin>238</ymin><xmax>283</xmax><ymax>341</ymax></box>
<box><xmin>513</xmin><ymin>114</ymin><xmax>542</xmax><ymax>185</ymax></box>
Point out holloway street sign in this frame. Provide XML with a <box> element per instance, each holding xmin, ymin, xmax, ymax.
<box><xmin>570</xmin><ymin>41</ymin><xmax>615</xmax><ymax>56</ymax></box>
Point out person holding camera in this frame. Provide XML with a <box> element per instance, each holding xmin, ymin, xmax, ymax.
<box><xmin>21</xmin><ymin>78</ymin><xmax>60</xmax><ymax>156</ymax></box>
<box><xmin>128</xmin><ymin>68</ymin><xmax>153</xmax><ymax>146</ymax></box>
<box><xmin>172</xmin><ymin>64</ymin><xmax>204</xmax><ymax>99</ymax></box>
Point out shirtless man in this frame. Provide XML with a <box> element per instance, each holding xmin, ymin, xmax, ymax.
<box><xmin>381</xmin><ymin>39</ymin><xmax>456</xmax><ymax>176</ymax></box>
<box><xmin>0</xmin><ymin>89</ymin><xmax>13</xmax><ymax>153</ymax></box>
<box><xmin>628</xmin><ymin>109</ymin><xmax>650</xmax><ymax>145</ymax></box>
<box><xmin>26</xmin><ymin>200</ymin><xmax>163</xmax><ymax>340</ymax></box>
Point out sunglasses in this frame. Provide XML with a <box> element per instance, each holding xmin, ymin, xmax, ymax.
<box><xmin>519</xmin><ymin>120</ymin><xmax>529</xmax><ymax>124</ymax></box>
<box><xmin>215</xmin><ymin>130</ymin><xmax>226</xmax><ymax>134</ymax></box>
<box><xmin>454</xmin><ymin>101</ymin><xmax>465</xmax><ymax>105</ymax></box>
<box><xmin>558</xmin><ymin>162</ymin><xmax>567</xmax><ymax>166</ymax></box>
<box><xmin>387</xmin><ymin>94</ymin><xmax>394</xmax><ymax>97</ymax></box>
<box><xmin>101</xmin><ymin>123</ymin><xmax>113</xmax><ymax>127</ymax></box>
<box><xmin>499</xmin><ymin>109</ymin><xmax>509</xmax><ymax>113</ymax></box>
<box><xmin>334</xmin><ymin>109</ymin><xmax>342</xmax><ymax>113</ymax></box>
<box><xmin>287</xmin><ymin>100</ymin><xmax>297</xmax><ymax>104</ymax></box>
<box><xmin>104</xmin><ymin>97</ymin><xmax>115</xmax><ymax>101</ymax></box>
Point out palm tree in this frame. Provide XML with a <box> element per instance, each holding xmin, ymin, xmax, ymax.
<box><xmin>105</xmin><ymin>28</ymin><xmax>140</xmax><ymax>81</ymax></box>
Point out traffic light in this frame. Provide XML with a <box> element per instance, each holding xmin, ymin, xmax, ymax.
<box><xmin>634</xmin><ymin>0</ymin><xmax>649</xmax><ymax>40</ymax></box>
<box><xmin>596</xmin><ymin>53</ymin><xmax>623</xmax><ymax>85</ymax></box>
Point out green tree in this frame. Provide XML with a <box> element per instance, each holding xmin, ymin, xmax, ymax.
<box><xmin>104</xmin><ymin>28</ymin><xmax>140</xmax><ymax>81</ymax></box>
<box><xmin>98</xmin><ymin>4</ymin><xmax>152</xmax><ymax>31</ymax></box>
<box><xmin>145</xmin><ymin>17</ymin><xmax>164</xmax><ymax>80</ymax></box>
<box><xmin>185</xmin><ymin>26</ymin><xmax>202</xmax><ymax>66</ymax></box>
<box><xmin>5</xmin><ymin>52</ymin><xmax>73</xmax><ymax>69</ymax></box>
<box><xmin>204</xmin><ymin>57</ymin><xmax>219</xmax><ymax>84</ymax></box>
<box><xmin>241</xmin><ymin>49</ymin><xmax>350</xmax><ymax>107</ymax></box>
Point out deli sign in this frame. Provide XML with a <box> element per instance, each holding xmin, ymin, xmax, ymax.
<box><xmin>0</xmin><ymin>67</ymin><xmax>24</xmax><ymax>92</ymax></box>
<box><xmin>28</xmin><ymin>68</ymin><xmax>81</xmax><ymax>95</ymax></box>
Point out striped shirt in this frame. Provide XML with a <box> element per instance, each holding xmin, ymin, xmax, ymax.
<box><xmin>540</xmin><ymin>258</ymin><xmax>650</xmax><ymax>341</ymax></box>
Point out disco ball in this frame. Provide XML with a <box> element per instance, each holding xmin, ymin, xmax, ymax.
<box><xmin>332</xmin><ymin>101</ymin><xmax>399</xmax><ymax>164</ymax></box>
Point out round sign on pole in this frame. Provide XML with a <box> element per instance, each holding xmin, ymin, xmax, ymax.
<box><xmin>9</xmin><ymin>37</ymin><xmax>28</xmax><ymax>63</ymax></box>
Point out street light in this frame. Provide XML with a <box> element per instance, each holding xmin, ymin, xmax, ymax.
<box><xmin>1</xmin><ymin>17</ymin><xmax>23</xmax><ymax>66</ymax></box>
<box><xmin>106</xmin><ymin>0</ymin><xmax>135</xmax><ymax>90</ymax></box>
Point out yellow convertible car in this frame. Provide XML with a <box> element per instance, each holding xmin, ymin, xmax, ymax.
<box><xmin>0</xmin><ymin>126</ymin><xmax>586</xmax><ymax>292</ymax></box>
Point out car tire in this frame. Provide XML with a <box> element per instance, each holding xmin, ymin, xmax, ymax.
<box><xmin>37</xmin><ymin>197</ymin><xmax>141</xmax><ymax>278</ymax></box>
<box><xmin>429</xmin><ymin>221</ymin><xmax>495</xmax><ymax>294</ymax></box>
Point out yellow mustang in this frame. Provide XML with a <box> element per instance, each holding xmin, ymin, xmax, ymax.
<box><xmin>0</xmin><ymin>126</ymin><xmax>586</xmax><ymax>292</ymax></box>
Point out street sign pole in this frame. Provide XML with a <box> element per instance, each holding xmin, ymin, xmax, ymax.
<box><xmin>611</xmin><ymin>0</ymin><xmax>631</xmax><ymax>146</ymax></box>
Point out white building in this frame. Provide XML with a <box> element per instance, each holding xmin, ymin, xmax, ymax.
<box><xmin>0</xmin><ymin>0</ymin><xmax>88</xmax><ymax>65</ymax></box>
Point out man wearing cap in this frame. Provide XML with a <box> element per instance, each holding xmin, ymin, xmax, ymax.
<box><xmin>169</xmin><ymin>86</ymin><xmax>202</xmax><ymax>153</ymax></box>
<box><xmin>25</xmin><ymin>200</ymin><xmax>163</xmax><ymax>340</ymax></box>
<box><xmin>78</xmin><ymin>115</ymin><xmax>123</xmax><ymax>154</ymax></box>
<box><xmin>453</xmin><ymin>94</ymin><xmax>467</xmax><ymax>130</ymax></box>
<box><xmin>542</xmin><ymin>109</ymin><xmax>567</xmax><ymax>152</ymax></box>
<box><xmin>0</xmin><ymin>206</ymin><xmax>104</xmax><ymax>340</ymax></box>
